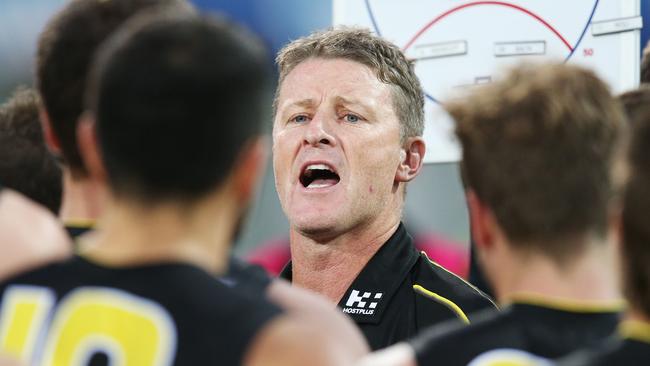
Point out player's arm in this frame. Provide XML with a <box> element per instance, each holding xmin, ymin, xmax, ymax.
<box><xmin>244</xmin><ymin>314</ymin><xmax>355</xmax><ymax>366</ymax></box>
<box><xmin>244</xmin><ymin>279</ymin><xmax>370</xmax><ymax>366</ymax></box>
<box><xmin>354</xmin><ymin>342</ymin><xmax>417</xmax><ymax>366</ymax></box>
<box><xmin>265</xmin><ymin>278</ymin><xmax>369</xmax><ymax>358</ymax></box>
<box><xmin>0</xmin><ymin>189</ymin><xmax>71</xmax><ymax>280</ymax></box>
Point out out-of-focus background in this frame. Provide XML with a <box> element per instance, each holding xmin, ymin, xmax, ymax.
<box><xmin>1</xmin><ymin>0</ymin><xmax>649</xmax><ymax>275</ymax></box>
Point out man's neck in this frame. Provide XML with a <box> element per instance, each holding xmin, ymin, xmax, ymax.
<box><xmin>78</xmin><ymin>190</ymin><xmax>238</xmax><ymax>275</ymax></box>
<box><xmin>498</xmin><ymin>236</ymin><xmax>622</xmax><ymax>306</ymax></box>
<box><xmin>289</xmin><ymin>217</ymin><xmax>401</xmax><ymax>304</ymax></box>
<box><xmin>59</xmin><ymin>168</ymin><xmax>103</xmax><ymax>224</ymax></box>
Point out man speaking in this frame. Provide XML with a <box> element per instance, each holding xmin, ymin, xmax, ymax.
<box><xmin>273</xmin><ymin>27</ymin><xmax>495</xmax><ymax>349</ymax></box>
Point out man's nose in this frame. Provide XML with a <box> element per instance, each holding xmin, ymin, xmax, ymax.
<box><xmin>303</xmin><ymin>112</ymin><xmax>336</xmax><ymax>147</ymax></box>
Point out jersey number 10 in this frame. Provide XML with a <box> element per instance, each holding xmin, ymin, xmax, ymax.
<box><xmin>0</xmin><ymin>285</ymin><xmax>176</xmax><ymax>365</ymax></box>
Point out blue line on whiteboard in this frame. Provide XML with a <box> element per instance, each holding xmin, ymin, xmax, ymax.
<box><xmin>364</xmin><ymin>0</ymin><xmax>382</xmax><ymax>37</ymax></box>
<box><xmin>364</xmin><ymin>0</ymin><xmax>437</xmax><ymax>102</ymax></box>
<box><xmin>564</xmin><ymin>0</ymin><xmax>600</xmax><ymax>62</ymax></box>
<box><xmin>424</xmin><ymin>92</ymin><xmax>437</xmax><ymax>103</ymax></box>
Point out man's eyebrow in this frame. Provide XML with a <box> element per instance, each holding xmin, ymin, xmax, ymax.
<box><xmin>334</xmin><ymin>96</ymin><xmax>376</xmax><ymax>118</ymax></box>
<box><xmin>283</xmin><ymin>98</ymin><xmax>317</xmax><ymax>110</ymax></box>
<box><xmin>336</xmin><ymin>95</ymin><xmax>365</xmax><ymax>105</ymax></box>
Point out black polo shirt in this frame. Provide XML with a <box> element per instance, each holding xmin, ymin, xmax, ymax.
<box><xmin>557</xmin><ymin>320</ymin><xmax>650</xmax><ymax>366</ymax></box>
<box><xmin>280</xmin><ymin>222</ymin><xmax>496</xmax><ymax>350</ymax></box>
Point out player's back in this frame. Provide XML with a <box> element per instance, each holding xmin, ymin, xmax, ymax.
<box><xmin>557</xmin><ymin>320</ymin><xmax>650</xmax><ymax>366</ymax></box>
<box><xmin>0</xmin><ymin>255</ymin><xmax>282</xmax><ymax>365</ymax></box>
<box><xmin>411</xmin><ymin>301</ymin><xmax>621</xmax><ymax>366</ymax></box>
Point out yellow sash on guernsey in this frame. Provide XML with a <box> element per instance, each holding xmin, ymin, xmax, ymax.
<box><xmin>620</xmin><ymin>319</ymin><xmax>650</xmax><ymax>344</ymax></box>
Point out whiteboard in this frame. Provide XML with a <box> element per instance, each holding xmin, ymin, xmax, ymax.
<box><xmin>334</xmin><ymin>0</ymin><xmax>642</xmax><ymax>163</ymax></box>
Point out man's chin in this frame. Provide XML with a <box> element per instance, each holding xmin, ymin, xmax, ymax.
<box><xmin>291</xmin><ymin>218</ymin><xmax>342</xmax><ymax>243</ymax></box>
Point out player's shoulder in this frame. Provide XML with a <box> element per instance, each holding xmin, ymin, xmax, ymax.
<box><xmin>411</xmin><ymin>307</ymin><xmax>519</xmax><ymax>365</ymax></box>
<box><xmin>0</xmin><ymin>255</ymin><xmax>277</xmax><ymax>318</ymax></box>
<box><xmin>412</xmin><ymin>251</ymin><xmax>497</xmax><ymax>321</ymax></box>
<box><xmin>0</xmin><ymin>255</ymin><xmax>80</xmax><ymax>289</ymax></box>
<box><xmin>222</xmin><ymin>256</ymin><xmax>273</xmax><ymax>295</ymax></box>
<box><xmin>557</xmin><ymin>338</ymin><xmax>650</xmax><ymax>366</ymax></box>
<box><xmin>420</xmin><ymin>306</ymin><xmax>515</xmax><ymax>347</ymax></box>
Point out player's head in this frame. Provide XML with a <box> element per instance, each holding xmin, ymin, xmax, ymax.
<box><xmin>36</xmin><ymin>0</ymin><xmax>194</xmax><ymax>178</ymax></box>
<box><xmin>619</xmin><ymin>90</ymin><xmax>650</xmax><ymax>318</ymax></box>
<box><xmin>81</xmin><ymin>13</ymin><xmax>271</xmax><ymax>207</ymax></box>
<box><xmin>272</xmin><ymin>27</ymin><xmax>426</xmax><ymax>240</ymax></box>
<box><xmin>0</xmin><ymin>87</ymin><xmax>62</xmax><ymax>214</ymax></box>
<box><xmin>450</xmin><ymin>63</ymin><xmax>627</xmax><ymax>267</ymax></box>
<box><xmin>618</xmin><ymin>84</ymin><xmax>650</xmax><ymax>122</ymax></box>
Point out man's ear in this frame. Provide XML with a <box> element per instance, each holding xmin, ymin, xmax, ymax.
<box><xmin>466</xmin><ymin>190</ymin><xmax>497</xmax><ymax>252</ymax></box>
<box><xmin>76</xmin><ymin>113</ymin><xmax>107</xmax><ymax>183</ymax></box>
<box><xmin>232</xmin><ymin>136</ymin><xmax>269</xmax><ymax>203</ymax></box>
<box><xmin>395</xmin><ymin>137</ymin><xmax>426</xmax><ymax>183</ymax></box>
<box><xmin>39</xmin><ymin>108</ymin><xmax>62</xmax><ymax>155</ymax></box>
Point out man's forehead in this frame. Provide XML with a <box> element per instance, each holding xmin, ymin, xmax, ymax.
<box><xmin>277</xmin><ymin>57</ymin><xmax>392</xmax><ymax>110</ymax></box>
<box><xmin>280</xmin><ymin>95</ymin><xmax>377</xmax><ymax>109</ymax></box>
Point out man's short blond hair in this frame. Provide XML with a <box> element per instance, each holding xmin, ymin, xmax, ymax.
<box><xmin>275</xmin><ymin>27</ymin><xmax>424</xmax><ymax>141</ymax></box>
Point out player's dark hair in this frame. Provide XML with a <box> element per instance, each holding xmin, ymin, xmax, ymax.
<box><xmin>36</xmin><ymin>0</ymin><xmax>194</xmax><ymax>177</ymax></box>
<box><xmin>86</xmin><ymin>13</ymin><xmax>271</xmax><ymax>202</ymax></box>
<box><xmin>0</xmin><ymin>87</ymin><xmax>62</xmax><ymax>214</ymax></box>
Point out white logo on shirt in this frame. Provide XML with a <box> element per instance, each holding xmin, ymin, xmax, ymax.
<box><xmin>342</xmin><ymin>290</ymin><xmax>383</xmax><ymax>315</ymax></box>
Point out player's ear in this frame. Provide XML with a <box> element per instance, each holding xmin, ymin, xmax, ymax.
<box><xmin>395</xmin><ymin>137</ymin><xmax>425</xmax><ymax>183</ymax></box>
<box><xmin>466</xmin><ymin>190</ymin><xmax>496</xmax><ymax>252</ymax></box>
<box><xmin>608</xmin><ymin>204</ymin><xmax>624</xmax><ymax>251</ymax></box>
<box><xmin>77</xmin><ymin>112</ymin><xmax>107</xmax><ymax>183</ymax></box>
<box><xmin>232</xmin><ymin>136</ymin><xmax>269</xmax><ymax>203</ymax></box>
<box><xmin>39</xmin><ymin>107</ymin><xmax>62</xmax><ymax>155</ymax></box>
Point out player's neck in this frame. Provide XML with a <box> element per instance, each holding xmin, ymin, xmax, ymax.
<box><xmin>289</xmin><ymin>216</ymin><xmax>400</xmax><ymax>304</ymax></box>
<box><xmin>59</xmin><ymin>167</ymin><xmax>103</xmax><ymax>225</ymax></box>
<box><xmin>626</xmin><ymin>309</ymin><xmax>650</xmax><ymax>324</ymax></box>
<box><xmin>79</xmin><ymin>189</ymin><xmax>238</xmax><ymax>275</ymax></box>
<box><xmin>499</xmin><ymin>234</ymin><xmax>622</xmax><ymax>306</ymax></box>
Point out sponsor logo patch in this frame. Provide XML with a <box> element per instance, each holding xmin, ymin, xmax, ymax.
<box><xmin>342</xmin><ymin>290</ymin><xmax>383</xmax><ymax>315</ymax></box>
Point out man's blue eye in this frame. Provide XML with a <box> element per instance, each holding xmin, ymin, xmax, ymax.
<box><xmin>292</xmin><ymin>115</ymin><xmax>308</xmax><ymax>123</ymax></box>
<box><xmin>345</xmin><ymin>114</ymin><xmax>359</xmax><ymax>123</ymax></box>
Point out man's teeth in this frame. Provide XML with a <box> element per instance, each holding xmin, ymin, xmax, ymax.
<box><xmin>307</xmin><ymin>164</ymin><xmax>332</xmax><ymax>172</ymax></box>
<box><xmin>308</xmin><ymin>182</ymin><xmax>331</xmax><ymax>189</ymax></box>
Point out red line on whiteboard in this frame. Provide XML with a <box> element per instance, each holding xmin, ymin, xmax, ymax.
<box><xmin>402</xmin><ymin>1</ymin><xmax>574</xmax><ymax>52</ymax></box>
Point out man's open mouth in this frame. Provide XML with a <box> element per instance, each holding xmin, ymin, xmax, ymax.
<box><xmin>299</xmin><ymin>163</ymin><xmax>340</xmax><ymax>189</ymax></box>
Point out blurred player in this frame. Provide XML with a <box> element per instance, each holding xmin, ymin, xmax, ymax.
<box><xmin>30</xmin><ymin>1</ymin><xmax>367</xmax><ymax>327</ymax></box>
<box><xmin>0</xmin><ymin>87</ymin><xmax>62</xmax><ymax>214</ymax></box>
<box><xmin>356</xmin><ymin>62</ymin><xmax>627</xmax><ymax>366</ymax></box>
<box><xmin>554</xmin><ymin>87</ymin><xmax>650</xmax><ymax>366</ymax></box>
<box><xmin>36</xmin><ymin>0</ymin><xmax>194</xmax><ymax>237</ymax></box>
<box><xmin>0</xmin><ymin>13</ymin><xmax>366</xmax><ymax>365</ymax></box>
